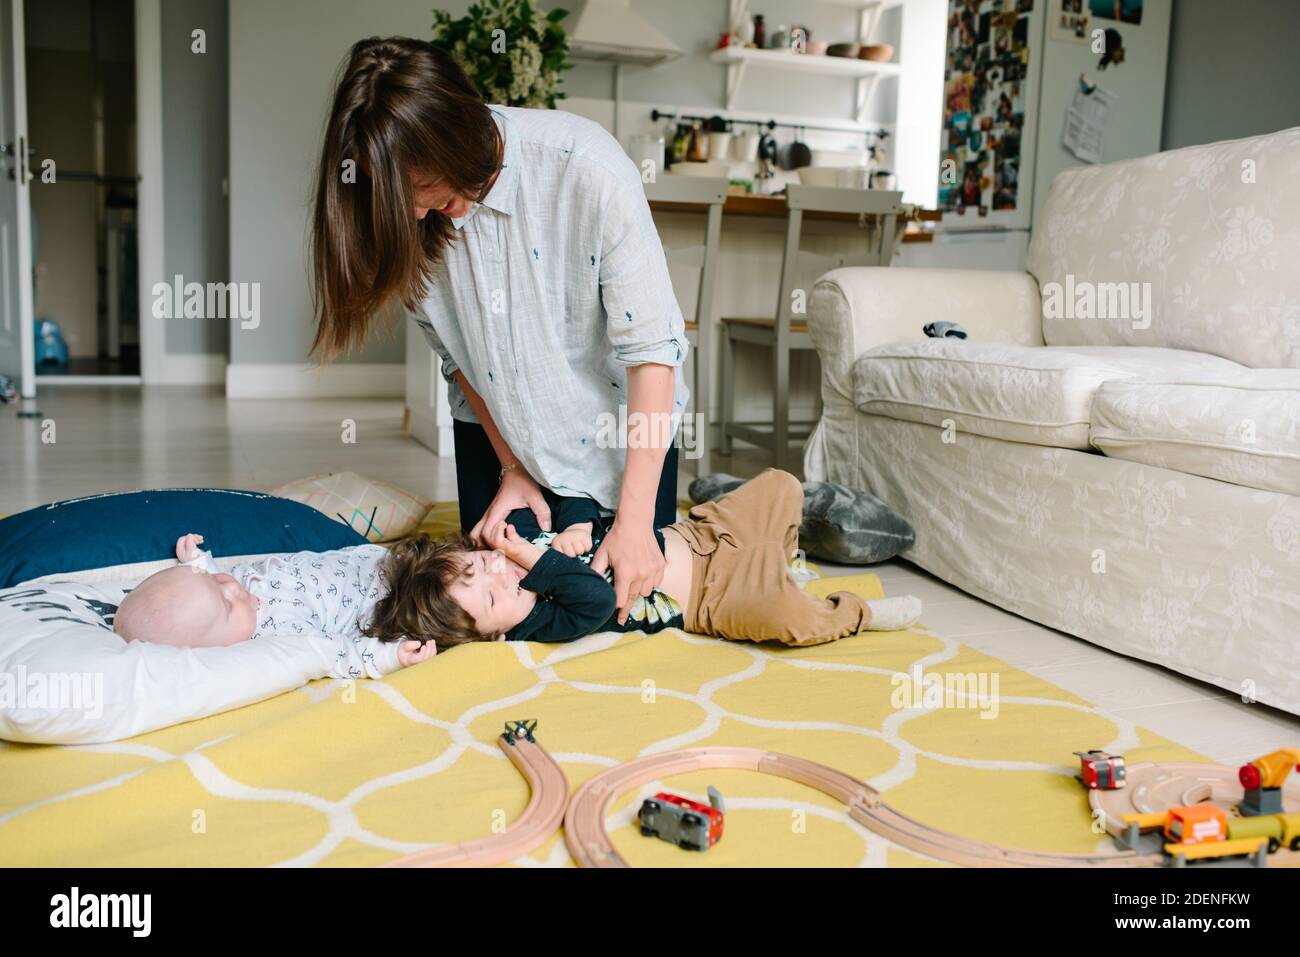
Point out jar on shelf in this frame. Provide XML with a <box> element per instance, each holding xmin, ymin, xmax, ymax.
<box><xmin>688</xmin><ymin>121</ymin><xmax>709</xmax><ymax>162</ymax></box>
<box><xmin>736</xmin><ymin>14</ymin><xmax>755</xmax><ymax>46</ymax></box>
<box><xmin>670</xmin><ymin>124</ymin><xmax>692</xmax><ymax>165</ymax></box>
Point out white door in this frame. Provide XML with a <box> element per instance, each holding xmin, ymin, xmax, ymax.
<box><xmin>0</xmin><ymin>0</ymin><xmax>34</xmax><ymax>398</ymax></box>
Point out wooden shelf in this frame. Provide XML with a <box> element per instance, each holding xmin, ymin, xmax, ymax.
<box><xmin>717</xmin><ymin>0</ymin><xmax>903</xmax><ymax>122</ymax></box>
<box><xmin>708</xmin><ymin>46</ymin><xmax>900</xmax><ymax>79</ymax></box>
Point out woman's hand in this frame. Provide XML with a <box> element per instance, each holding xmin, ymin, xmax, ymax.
<box><xmin>470</xmin><ymin>468</ymin><xmax>552</xmax><ymax>545</ymax></box>
<box><xmin>397</xmin><ymin>639</ymin><xmax>437</xmax><ymax>668</ymax></box>
<box><xmin>176</xmin><ymin>533</ymin><xmax>205</xmax><ymax>563</ymax></box>
<box><xmin>591</xmin><ymin>520</ymin><xmax>665</xmax><ymax>624</ymax></box>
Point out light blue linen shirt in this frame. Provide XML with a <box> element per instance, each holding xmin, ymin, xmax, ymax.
<box><xmin>412</xmin><ymin>106</ymin><xmax>689</xmax><ymax>510</ymax></box>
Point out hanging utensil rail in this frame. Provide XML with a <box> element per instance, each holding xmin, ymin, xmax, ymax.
<box><xmin>650</xmin><ymin>109</ymin><xmax>888</xmax><ymax>140</ymax></box>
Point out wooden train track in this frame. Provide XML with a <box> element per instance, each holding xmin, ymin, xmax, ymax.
<box><xmin>381</xmin><ymin>726</ymin><xmax>1170</xmax><ymax>868</ymax></box>
<box><xmin>563</xmin><ymin>746</ymin><xmax>1167</xmax><ymax>868</ymax></box>
<box><xmin>383</xmin><ymin>720</ymin><xmax>569</xmax><ymax>868</ymax></box>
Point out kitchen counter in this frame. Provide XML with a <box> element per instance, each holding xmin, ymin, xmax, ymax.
<box><xmin>648</xmin><ymin>192</ymin><xmax>940</xmax><ymax>240</ymax></box>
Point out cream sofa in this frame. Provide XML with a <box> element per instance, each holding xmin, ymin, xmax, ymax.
<box><xmin>804</xmin><ymin>127</ymin><xmax>1300</xmax><ymax>715</ymax></box>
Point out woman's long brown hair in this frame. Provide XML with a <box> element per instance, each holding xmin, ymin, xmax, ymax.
<box><xmin>310</xmin><ymin>36</ymin><xmax>500</xmax><ymax>360</ymax></box>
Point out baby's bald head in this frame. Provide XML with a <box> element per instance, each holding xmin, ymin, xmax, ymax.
<box><xmin>114</xmin><ymin>565</ymin><xmax>259</xmax><ymax>648</ymax></box>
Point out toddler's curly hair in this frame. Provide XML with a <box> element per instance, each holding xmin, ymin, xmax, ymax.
<box><xmin>364</xmin><ymin>533</ymin><xmax>499</xmax><ymax>649</ymax></box>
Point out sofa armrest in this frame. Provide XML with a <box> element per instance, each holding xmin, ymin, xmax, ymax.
<box><xmin>808</xmin><ymin>267</ymin><xmax>1044</xmax><ymax>399</ymax></box>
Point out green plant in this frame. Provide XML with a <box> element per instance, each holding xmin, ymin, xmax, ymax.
<box><xmin>432</xmin><ymin>0</ymin><xmax>572</xmax><ymax>109</ymax></box>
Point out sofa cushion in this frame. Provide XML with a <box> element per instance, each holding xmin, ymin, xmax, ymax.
<box><xmin>853</xmin><ymin>339</ymin><xmax>1243</xmax><ymax>449</ymax></box>
<box><xmin>1026</xmin><ymin>126</ymin><xmax>1300</xmax><ymax>368</ymax></box>
<box><xmin>1090</xmin><ymin>370</ymin><xmax>1300</xmax><ymax>496</ymax></box>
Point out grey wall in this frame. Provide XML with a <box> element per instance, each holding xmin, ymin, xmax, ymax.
<box><xmin>228</xmin><ymin>0</ymin><xmax>450</xmax><ymax>365</ymax></box>
<box><xmin>162</xmin><ymin>0</ymin><xmax>230</xmax><ymax>356</ymax></box>
<box><xmin>1162</xmin><ymin>0</ymin><xmax>1300</xmax><ymax>150</ymax></box>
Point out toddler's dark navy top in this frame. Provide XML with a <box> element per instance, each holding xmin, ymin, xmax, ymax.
<box><xmin>501</xmin><ymin>490</ymin><xmax>684</xmax><ymax>642</ymax></box>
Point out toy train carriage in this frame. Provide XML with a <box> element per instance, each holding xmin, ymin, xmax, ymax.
<box><xmin>1161</xmin><ymin>805</ymin><xmax>1267</xmax><ymax>866</ymax></box>
<box><xmin>638</xmin><ymin>788</ymin><xmax>725</xmax><ymax>852</ymax></box>
<box><xmin>1161</xmin><ymin>805</ymin><xmax>1300</xmax><ymax>849</ymax></box>
<box><xmin>1226</xmin><ymin>811</ymin><xmax>1300</xmax><ymax>853</ymax></box>
<box><xmin>1075</xmin><ymin>750</ymin><xmax>1127</xmax><ymax>790</ymax></box>
<box><xmin>1164</xmin><ymin>805</ymin><xmax>1227</xmax><ymax>845</ymax></box>
<box><xmin>1157</xmin><ymin>804</ymin><xmax>1300</xmax><ymax>864</ymax></box>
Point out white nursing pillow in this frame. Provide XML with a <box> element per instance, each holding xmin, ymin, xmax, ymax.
<box><xmin>20</xmin><ymin>552</ymin><xmax>284</xmax><ymax>589</ymax></box>
<box><xmin>0</xmin><ymin>570</ymin><xmax>339</xmax><ymax>744</ymax></box>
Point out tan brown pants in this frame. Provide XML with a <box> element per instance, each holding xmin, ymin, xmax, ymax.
<box><xmin>668</xmin><ymin>468</ymin><xmax>872</xmax><ymax>646</ymax></box>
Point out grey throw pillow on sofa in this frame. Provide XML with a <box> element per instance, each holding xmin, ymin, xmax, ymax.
<box><xmin>686</xmin><ymin>474</ymin><xmax>915</xmax><ymax>565</ymax></box>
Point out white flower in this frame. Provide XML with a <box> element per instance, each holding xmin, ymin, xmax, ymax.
<box><xmin>508</xmin><ymin>37</ymin><xmax>543</xmax><ymax>102</ymax></box>
<box><xmin>1266</xmin><ymin>510</ymin><xmax>1300</xmax><ymax>560</ymax></box>
<box><xmin>1245</xmin><ymin>213</ymin><xmax>1274</xmax><ymax>251</ymax></box>
<box><xmin>1186</xmin><ymin>149</ymin><xmax>1227</xmax><ymax>190</ymax></box>
<box><xmin>435</xmin><ymin>0</ymin><xmax>566</xmax><ymax>107</ymax></box>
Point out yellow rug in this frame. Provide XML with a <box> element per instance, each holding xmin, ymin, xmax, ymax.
<box><xmin>0</xmin><ymin>564</ymin><xmax>1206</xmax><ymax>867</ymax></box>
<box><xmin>416</xmin><ymin>500</ymin><xmax>462</xmax><ymax>539</ymax></box>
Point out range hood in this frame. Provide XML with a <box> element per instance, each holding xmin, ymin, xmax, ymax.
<box><xmin>563</xmin><ymin>0</ymin><xmax>683</xmax><ymax>65</ymax></box>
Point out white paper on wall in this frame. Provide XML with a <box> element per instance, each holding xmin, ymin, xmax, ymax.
<box><xmin>1062</xmin><ymin>82</ymin><xmax>1116</xmax><ymax>164</ymax></box>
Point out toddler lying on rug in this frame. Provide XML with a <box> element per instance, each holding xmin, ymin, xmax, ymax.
<box><xmin>114</xmin><ymin>470</ymin><xmax>921</xmax><ymax>661</ymax></box>
<box><xmin>112</xmin><ymin>538</ymin><xmax>436</xmax><ymax>678</ymax></box>
<box><xmin>389</xmin><ymin>468</ymin><xmax>922</xmax><ymax>649</ymax></box>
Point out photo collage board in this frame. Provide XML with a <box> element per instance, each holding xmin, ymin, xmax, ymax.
<box><xmin>939</xmin><ymin>0</ymin><xmax>1034</xmax><ymax>215</ymax></box>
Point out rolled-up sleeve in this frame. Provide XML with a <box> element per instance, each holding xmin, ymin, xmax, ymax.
<box><xmin>596</xmin><ymin>171</ymin><xmax>689</xmax><ymax>370</ymax></box>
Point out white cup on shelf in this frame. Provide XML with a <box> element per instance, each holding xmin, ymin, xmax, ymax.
<box><xmin>706</xmin><ymin>131</ymin><xmax>733</xmax><ymax>161</ymax></box>
<box><xmin>730</xmin><ymin>131</ymin><xmax>760</xmax><ymax>161</ymax></box>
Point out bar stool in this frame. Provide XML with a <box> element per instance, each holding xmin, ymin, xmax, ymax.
<box><xmin>718</xmin><ymin>184</ymin><xmax>909</xmax><ymax>470</ymax></box>
<box><xmin>642</xmin><ymin>174</ymin><xmax>728</xmax><ymax>476</ymax></box>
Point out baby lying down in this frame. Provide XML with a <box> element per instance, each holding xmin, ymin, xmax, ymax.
<box><xmin>113</xmin><ymin>535</ymin><xmax>437</xmax><ymax>679</ymax></box>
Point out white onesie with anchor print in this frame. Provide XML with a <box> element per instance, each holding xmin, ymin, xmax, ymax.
<box><xmin>183</xmin><ymin>545</ymin><xmax>401</xmax><ymax>679</ymax></box>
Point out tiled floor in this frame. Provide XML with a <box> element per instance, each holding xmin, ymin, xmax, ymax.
<box><xmin>6</xmin><ymin>384</ymin><xmax>1298</xmax><ymax>764</ymax></box>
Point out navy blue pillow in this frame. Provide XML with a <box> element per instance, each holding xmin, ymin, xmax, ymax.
<box><xmin>0</xmin><ymin>488</ymin><xmax>367</xmax><ymax>589</ymax></box>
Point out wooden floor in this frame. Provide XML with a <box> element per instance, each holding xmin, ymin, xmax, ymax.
<box><xmin>5</xmin><ymin>384</ymin><xmax>1298</xmax><ymax>764</ymax></box>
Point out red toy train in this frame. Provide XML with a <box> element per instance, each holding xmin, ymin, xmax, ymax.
<box><xmin>638</xmin><ymin>787</ymin><xmax>726</xmax><ymax>851</ymax></box>
<box><xmin>1075</xmin><ymin>750</ymin><xmax>1127</xmax><ymax>790</ymax></box>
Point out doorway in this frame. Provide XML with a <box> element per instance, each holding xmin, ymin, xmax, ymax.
<box><xmin>26</xmin><ymin>0</ymin><xmax>139</xmax><ymax>382</ymax></box>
